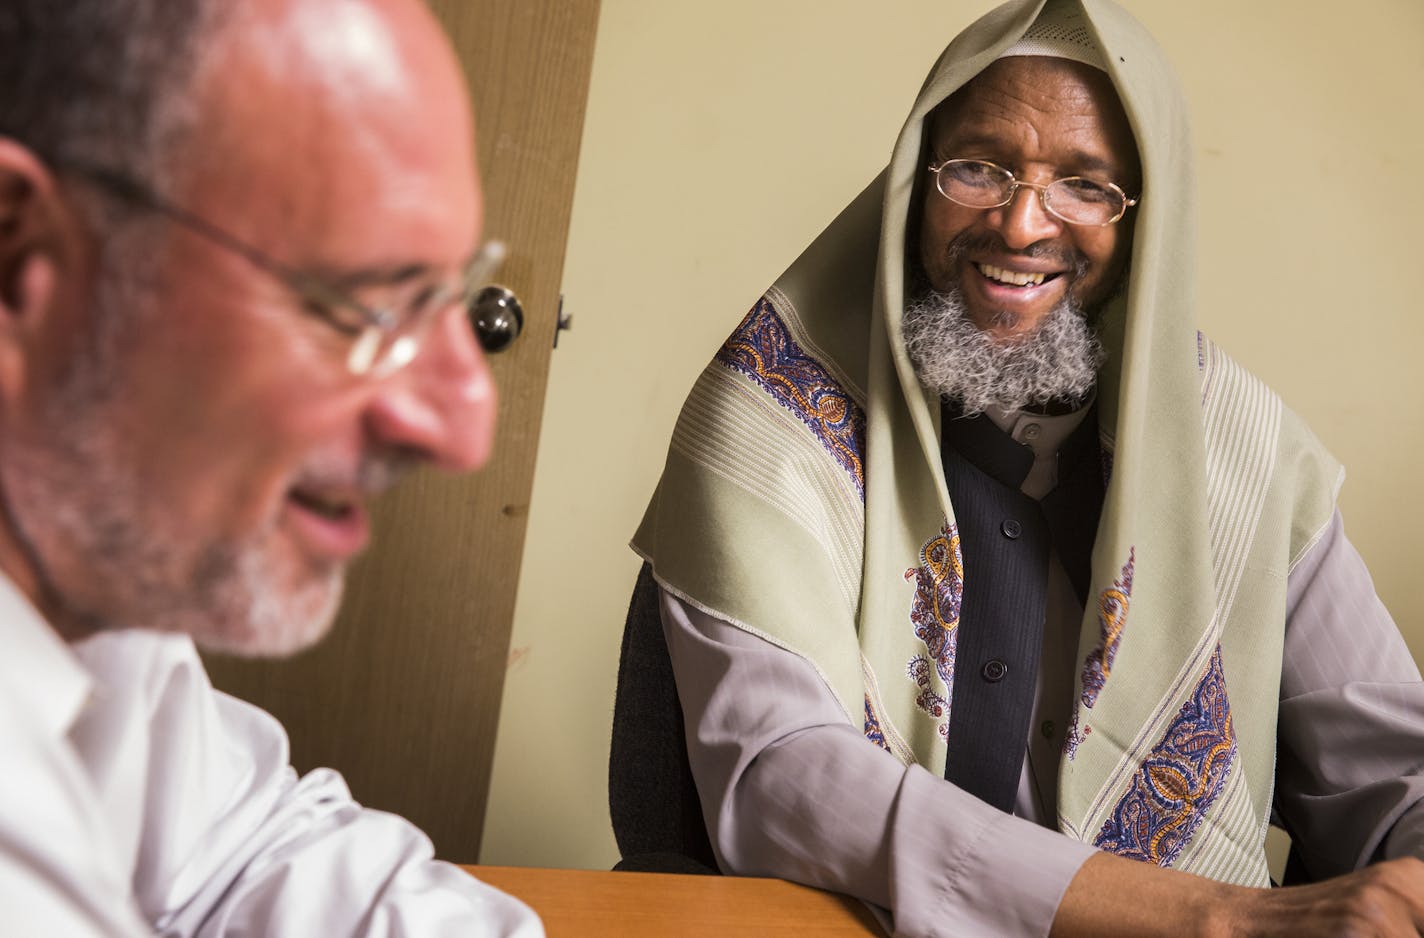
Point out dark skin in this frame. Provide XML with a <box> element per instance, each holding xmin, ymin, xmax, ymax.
<box><xmin>906</xmin><ymin>54</ymin><xmax>1424</xmax><ymax>938</ymax></box>
<box><xmin>917</xmin><ymin>57</ymin><xmax>1138</xmax><ymax>343</ymax></box>
<box><xmin>1053</xmin><ymin>851</ymin><xmax>1424</xmax><ymax>936</ymax></box>
<box><xmin>906</xmin><ymin>59</ymin><xmax>1424</xmax><ymax>938</ymax></box>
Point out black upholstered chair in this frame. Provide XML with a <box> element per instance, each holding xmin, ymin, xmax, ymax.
<box><xmin>608</xmin><ymin>562</ymin><xmax>720</xmax><ymax>874</ymax></box>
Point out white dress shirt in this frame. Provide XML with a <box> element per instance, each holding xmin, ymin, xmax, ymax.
<box><xmin>0</xmin><ymin>574</ymin><xmax>542</xmax><ymax>937</ymax></box>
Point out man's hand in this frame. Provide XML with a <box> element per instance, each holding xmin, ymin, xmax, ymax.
<box><xmin>1225</xmin><ymin>857</ymin><xmax>1424</xmax><ymax>937</ymax></box>
<box><xmin>1050</xmin><ymin>851</ymin><xmax>1424</xmax><ymax>937</ymax></box>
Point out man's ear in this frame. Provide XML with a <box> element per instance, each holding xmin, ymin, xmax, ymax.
<box><xmin>0</xmin><ymin>139</ymin><xmax>66</xmax><ymax>318</ymax></box>
<box><xmin>0</xmin><ymin>139</ymin><xmax>68</xmax><ymax>402</ymax></box>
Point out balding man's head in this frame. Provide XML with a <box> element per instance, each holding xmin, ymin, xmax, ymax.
<box><xmin>0</xmin><ymin>0</ymin><xmax>493</xmax><ymax>655</ymax></box>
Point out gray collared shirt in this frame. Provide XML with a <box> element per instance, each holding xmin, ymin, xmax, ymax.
<box><xmin>661</xmin><ymin>407</ymin><xmax>1424</xmax><ymax>937</ymax></box>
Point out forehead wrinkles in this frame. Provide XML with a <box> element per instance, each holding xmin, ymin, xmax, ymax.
<box><xmin>965</xmin><ymin>80</ymin><xmax>1099</xmax><ymax>137</ymax></box>
<box><xmin>933</xmin><ymin>59</ymin><xmax>1132</xmax><ymax>174</ymax></box>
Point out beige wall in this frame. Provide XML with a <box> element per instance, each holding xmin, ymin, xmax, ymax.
<box><xmin>480</xmin><ymin>0</ymin><xmax>1424</xmax><ymax>870</ymax></box>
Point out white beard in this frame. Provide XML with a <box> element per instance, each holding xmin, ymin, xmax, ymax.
<box><xmin>902</xmin><ymin>282</ymin><xmax>1104</xmax><ymax>415</ymax></box>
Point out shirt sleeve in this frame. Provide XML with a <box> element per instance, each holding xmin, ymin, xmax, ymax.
<box><xmin>660</xmin><ymin>588</ymin><xmax>1095</xmax><ymax>938</ymax></box>
<box><xmin>71</xmin><ymin>633</ymin><xmax>543</xmax><ymax>938</ymax></box>
<box><xmin>1275</xmin><ymin>509</ymin><xmax>1424</xmax><ymax>879</ymax></box>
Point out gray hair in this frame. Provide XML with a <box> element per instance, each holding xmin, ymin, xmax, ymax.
<box><xmin>0</xmin><ymin>0</ymin><xmax>219</xmax><ymax>187</ymax></box>
<box><xmin>903</xmin><ymin>283</ymin><xmax>1104</xmax><ymax>415</ymax></box>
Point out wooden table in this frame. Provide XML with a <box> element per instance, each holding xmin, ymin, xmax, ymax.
<box><xmin>464</xmin><ymin>865</ymin><xmax>887</xmax><ymax>937</ymax></box>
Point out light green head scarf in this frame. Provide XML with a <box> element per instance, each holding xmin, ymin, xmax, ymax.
<box><xmin>635</xmin><ymin>0</ymin><xmax>1340</xmax><ymax>882</ymax></box>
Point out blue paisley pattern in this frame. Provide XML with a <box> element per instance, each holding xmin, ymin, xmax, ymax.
<box><xmin>904</xmin><ymin>523</ymin><xmax>964</xmax><ymax>742</ymax></box>
<box><xmin>715</xmin><ymin>298</ymin><xmax>866</xmax><ymax>498</ymax></box>
<box><xmin>1094</xmin><ymin>645</ymin><xmax>1237</xmax><ymax>866</ymax></box>
<box><xmin>864</xmin><ymin>696</ymin><xmax>890</xmax><ymax>751</ymax></box>
<box><xmin>1065</xmin><ymin>550</ymin><xmax>1135</xmax><ymax>760</ymax></box>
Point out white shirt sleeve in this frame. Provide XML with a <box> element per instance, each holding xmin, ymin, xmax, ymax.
<box><xmin>660</xmin><ymin>589</ymin><xmax>1095</xmax><ymax>938</ymax></box>
<box><xmin>65</xmin><ymin>631</ymin><xmax>543</xmax><ymax>938</ymax></box>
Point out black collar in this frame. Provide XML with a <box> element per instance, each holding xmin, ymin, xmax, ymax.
<box><xmin>940</xmin><ymin>403</ymin><xmax>1034</xmax><ymax>490</ymax></box>
<box><xmin>939</xmin><ymin>400</ymin><xmax>1100</xmax><ymax>491</ymax></box>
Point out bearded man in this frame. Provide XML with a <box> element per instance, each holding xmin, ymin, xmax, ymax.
<box><xmin>625</xmin><ymin>0</ymin><xmax>1424</xmax><ymax>934</ymax></box>
<box><xmin>0</xmin><ymin>0</ymin><xmax>540</xmax><ymax>934</ymax></box>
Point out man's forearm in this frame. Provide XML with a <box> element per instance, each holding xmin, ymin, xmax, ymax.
<box><xmin>1051</xmin><ymin>851</ymin><xmax>1424</xmax><ymax>937</ymax></box>
<box><xmin>662</xmin><ymin>589</ymin><xmax>1092</xmax><ymax>937</ymax></box>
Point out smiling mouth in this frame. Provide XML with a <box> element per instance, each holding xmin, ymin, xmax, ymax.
<box><xmin>974</xmin><ymin>262</ymin><xmax>1065</xmax><ymax>288</ymax></box>
<box><xmin>289</xmin><ymin>488</ymin><xmax>356</xmax><ymax>521</ymax></box>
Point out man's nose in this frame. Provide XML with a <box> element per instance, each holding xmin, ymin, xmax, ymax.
<box><xmin>363</xmin><ymin>308</ymin><xmax>497</xmax><ymax>474</ymax></box>
<box><xmin>987</xmin><ymin>183</ymin><xmax>1062</xmax><ymax>250</ymax></box>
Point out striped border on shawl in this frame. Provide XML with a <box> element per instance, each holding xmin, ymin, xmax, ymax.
<box><xmin>1200</xmin><ymin>338</ymin><xmax>1282</xmax><ymax>630</ymax></box>
<box><xmin>1068</xmin><ymin>338</ymin><xmax>1282</xmax><ymax>873</ymax></box>
<box><xmin>671</xmin><ymin>368</ymin><xmax>865</xmax><ymax>614</ymax></box>
<box><xmin>669</xmin><ymin>300</ymin><xmax>865</xmax><ymax>617</ymax></box>
<box><xmin>1172</xmin><ymin>754</ymin><xmax>1273</xmax><ymax>886</ymax></box>
<box><xmin>715</xmin><ymin>297</ymin><xmax>867</xmax><ymax>498</ymax></box>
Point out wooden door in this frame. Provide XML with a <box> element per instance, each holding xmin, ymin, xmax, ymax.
<box><xmin>204</xmin><ymin>0</ymin><xmax>600</xmax><ymax>863</ymax></box>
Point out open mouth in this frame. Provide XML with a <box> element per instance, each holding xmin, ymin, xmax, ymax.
<box><xmin>975</xmin><ymin>262</ymin><xmax>1063</xmax><ymax>288</ymax></box>
<box><xmin>283</xmin><ymin>479</ymin><xmax>373</xmax><ymax>561</ymax></box>
<box><xmin>289</xmin><ymin>488</ymin><xmax>356</xmax><ymax>521</ymax></box>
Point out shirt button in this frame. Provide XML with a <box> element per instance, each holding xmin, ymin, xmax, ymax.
<box><xmin>1001</xmin><ymin>519</ymin><xmax>1021</xmax><ymax>539</ymax></box>
<box><xmin>1022</xmin><ymin>423</ymin><xmax>1042</xmax><ymax>441</ymax></box>
<box><xmin>981</xmin><ymin>659</ymin><xmax>1008</xmax><ymax>682</ymax></box>
<box><xmin>1041</xmin><ymin>720</ymin><xmax>1056</xmax><ymax>739</ymax></box>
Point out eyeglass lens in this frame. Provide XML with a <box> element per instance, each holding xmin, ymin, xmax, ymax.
<box><xmin>347</xmin><ymin>240</ymin><xmax>510</xmax><ymax>376</ymax></box>
<box><xmin>935</xmin><ymin>160</ymin><xmax>1126</xmax><ymax>225</ymax></box>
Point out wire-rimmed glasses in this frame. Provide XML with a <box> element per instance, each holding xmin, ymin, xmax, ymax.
<box><xmin>927</xmin><ymin>158</ymin><xmax>1138</xmax><ymax>227</ymax></box>
<box><xmin>55</xmin><ymin>160</ymin><xmax>506</xmax><ymax>377</ymax></box>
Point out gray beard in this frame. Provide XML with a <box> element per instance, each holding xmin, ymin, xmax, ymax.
<box><xmin>902</xmin><ymin>282</ymin><xmax>1105</xmax><ymax>415</ymax></box>
<box><xmin>0</xmin><ymin>233</ymin><xmax>352</xmax><ymax>656</ymax></box>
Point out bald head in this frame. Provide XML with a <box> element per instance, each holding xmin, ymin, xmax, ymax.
<box><xmin>177</xmin><ymin>0</ymin><xmax>482</xmax><ymax>273</ymax></box>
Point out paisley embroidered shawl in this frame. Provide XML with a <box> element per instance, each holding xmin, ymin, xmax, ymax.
<box><xmin>633</xmin><ymin>0</ymin><xmax>1341</xmax><ymax>884</ymax></box>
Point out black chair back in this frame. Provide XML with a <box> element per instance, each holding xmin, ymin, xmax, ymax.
<box><xmin>608</xmin><ymin>562</ymin><xmax>719</xmax><ymax>874</ymax></box>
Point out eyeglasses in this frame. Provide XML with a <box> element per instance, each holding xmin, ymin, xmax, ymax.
<box><xmin>55</xmin><ymin>161</ymin><xmax>507</xmax><ymax>377</ymax></box>
<box><xmin>927</xmin><ymin>158</ymin><xmax>1138</xmax><ymax>227</ymax></box>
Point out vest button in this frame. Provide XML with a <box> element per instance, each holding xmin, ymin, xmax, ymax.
<box><xmin>1001</xmin><ymin>519</ymin><xmax>1022</xmax><ymax>539</ymax></box>
<box><xmin>981</xmin><ymin>658</ymin><xmax>1008</xmax><ymax>682</ymax></box>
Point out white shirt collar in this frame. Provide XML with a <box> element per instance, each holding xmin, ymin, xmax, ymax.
<box><xmin>0</xmin><ymin>572</ymin><xmax>92</xmax><ymax>740</ymax></box>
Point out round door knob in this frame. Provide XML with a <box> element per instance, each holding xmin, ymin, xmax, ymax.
<box><xmin>471</xmin><ymin>284</ymin><xmax>524</xmax><ymax>353</ymax></box>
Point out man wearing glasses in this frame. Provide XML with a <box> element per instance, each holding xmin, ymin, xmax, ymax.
<box><xmin>0</xmin><ymin>0</ymin><xmax>538</xmax><ymax>934</ymax></box>
<box><xmin>630</xmin><ymin>0</ymin><xmax>1424</xmax><ymax>934</ymax></box>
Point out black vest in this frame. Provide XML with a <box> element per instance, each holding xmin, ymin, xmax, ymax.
<box><xmin>939</xmin><ymin>402</ymin><xmax>1105</xmax><ymax>812</ymax></box>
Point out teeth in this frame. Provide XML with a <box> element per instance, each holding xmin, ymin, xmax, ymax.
<box><xmin>977</xmin><ymin>263</ymin><xmax>1046</xmax><ymax>287</ymax></box>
